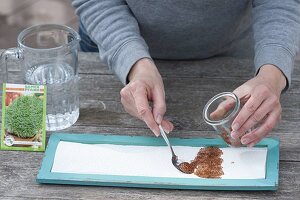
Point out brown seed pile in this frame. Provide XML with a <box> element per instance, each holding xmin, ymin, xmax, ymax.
<box><xmin>179</xmin><ymin>147</ymin><xmax>224</xmax><ymax>178</ymax></box>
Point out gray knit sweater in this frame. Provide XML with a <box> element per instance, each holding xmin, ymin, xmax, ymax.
<box><xmin>72</xmin><ymin>0</ymin><xmax>300</xmax><ymax>89</ymax></box>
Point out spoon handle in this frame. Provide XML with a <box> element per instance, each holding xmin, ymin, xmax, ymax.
<box><xmin>159</xmin><ymin>125</ymin><xmax>175</xmax><ymax>156</ymax></box>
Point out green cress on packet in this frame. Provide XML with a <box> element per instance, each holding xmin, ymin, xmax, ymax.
<box><xmin>1</xmin><ymin>83</ymin><xmax>47</xmax><ymax>151</ymax></box>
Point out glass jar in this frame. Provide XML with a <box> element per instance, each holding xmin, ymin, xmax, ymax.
<box><xmin>203</xmin><ymin>92</ymin><xmax>242</xmax><ymax>147</ymax></box>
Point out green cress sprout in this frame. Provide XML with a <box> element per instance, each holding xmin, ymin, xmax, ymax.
<box><xmin>5</xmin><ymin>95</ymin><xmax>43</xmax><ymax>138</ymax></box>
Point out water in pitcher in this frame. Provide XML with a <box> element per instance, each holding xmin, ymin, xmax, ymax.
<box><xmin>24</xmin><ymin>62</ymin><xmax>79</xmax><ymax>131</ymax></box>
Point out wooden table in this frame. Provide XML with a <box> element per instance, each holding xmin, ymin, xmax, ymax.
<box><xmin>0</xmin><ymin>52</ymin><xmax>299</xmax><ymax>199</ymax></box>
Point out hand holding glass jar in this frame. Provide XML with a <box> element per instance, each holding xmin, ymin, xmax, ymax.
<box><xmin>203</xmin><ymin>65</ymin><xmax>286</xmax><ymax>147</ymax></box>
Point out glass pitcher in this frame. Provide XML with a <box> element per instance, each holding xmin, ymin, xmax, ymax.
<box><xmin>0</xmin><ymin>24</ymin><xmax>81</xmax><ymax>131</ymax></box>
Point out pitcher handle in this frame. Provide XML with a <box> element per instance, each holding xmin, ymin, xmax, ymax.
<box><xmin>0</xmin><ymin>48</ymin><xmax>23</xmax><ymax>83</ymax></box>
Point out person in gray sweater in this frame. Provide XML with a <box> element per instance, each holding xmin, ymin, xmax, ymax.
<box><xmin>72</xmin><ymin>0</ymin><xmax>300</xmax><ymax>147</ymax></box>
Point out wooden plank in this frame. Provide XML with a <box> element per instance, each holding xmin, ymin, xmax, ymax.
<box><xmin>77</xmin><ymin>52</ymin><xmax>300</xmax><ymax>81</ymax></box>
<box><xmin>77</xmin><ymin>76</ymin><xmax>300</xmax><ymax>102</ymax></box>
<box><xmin>1</xmin><ymin>75</ymin><xmax>299</xmax><ymax>136</ymax></box>
<box><xmin>1</xmin><ymin>82</ymin><xmax>299</xmax><ymax>138</ymax></box>
<box><xmin>3</xmin><ymin>52</ymin><xmax>300</xmax><ymax>82</ymax></box>
<box><xmin>0</xmin><ymin>149</ymin><xmax>298</xmax><ymax>199</ymax></box>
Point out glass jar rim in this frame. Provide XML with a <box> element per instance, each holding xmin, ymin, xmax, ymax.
<box><xmin>17</xmin><ymin>24</ymin><xmax>80</xmax><ymax>52</ymax></box>
<box><xmin>203</xmin><ymin>92</ymin><xmax>240</xmax><ymax>126</ymax></box>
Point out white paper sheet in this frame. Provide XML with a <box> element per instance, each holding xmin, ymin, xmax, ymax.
<box><xmin>51</xmin><ymin>141</ymin><xmax>267</xmax><ymax>179</ymax></box>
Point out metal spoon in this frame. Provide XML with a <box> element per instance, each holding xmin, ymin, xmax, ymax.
<box><xmin>158</xmin><ymin>125</ymin><xmax>186</xmax><ymax>173</ymax></box>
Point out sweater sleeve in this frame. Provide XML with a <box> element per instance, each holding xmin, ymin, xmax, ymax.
<box><xmin>71</xmin><ymin>0</ymin><xmax>151</xmax><ymax>84</ymax></box>
<box><xmin>252</xmin><ymin>0</ymin><xmax>300</xmax><ymax>90</ymax></box>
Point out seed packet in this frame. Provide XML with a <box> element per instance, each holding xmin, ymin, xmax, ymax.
<box><xmin>1</xmin><ymin>83</ymin><xmax>47</xmax><ymax>151</ymax></box>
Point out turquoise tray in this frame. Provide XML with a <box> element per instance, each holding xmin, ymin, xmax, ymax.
<box><xmin>37</xmin><ymin>133</ymin><xmax>279</xmax><ymax>190</ymax></box>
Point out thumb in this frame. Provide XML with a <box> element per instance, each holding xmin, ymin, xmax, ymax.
<box><xmin>152</xmin><ymin>86</ymin><xmax>166</xmax><ymax>124</ymax></box>
<box><xmin>210</xmin><ymin>88</ymin><xmax>250</xmax><ymax>121</ymax></box>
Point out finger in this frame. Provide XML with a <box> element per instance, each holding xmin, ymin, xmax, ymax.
<box><xmin>210</xmin><ymin>96</ymin><xmax>236</xmax><ymax>121</ymax></box>
<box><xmin>231</xmin><ymin>98</ymin><xmax>272</xmax><ymax>139</ymax></box>
<box><xmin>152</xmin><ymin>86</ymin><xmax>166</xmax><ymax>124</ymax></box>
<box><xmin>131</xmin><ymin>85</ymin><xmax>160</xmax><ymax>136</ymax></box>
<box><xmin>231</xmin><ymin>91</ymin><xmax>265</xmax><ymax>132</ymax></box>
<box><xmin>161</xmin><ymin>119</ymin><xmax>174</xmax><ymax>134</ymax></box>
<box><xmin>210</xmin><ymin>93</ymin><xmax>251</xmax><ymax>121</ymax></box>
<box><xmin>240</xmin><ymin>107</ymin><xmax>281</xmax><ymax>145</ymax></box>
<box><xmin>247</xmin><ymin>137</ymin><xmax>261</xmax><ymax>148</ymax></box>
